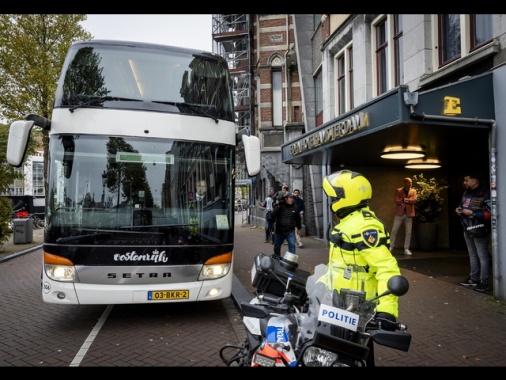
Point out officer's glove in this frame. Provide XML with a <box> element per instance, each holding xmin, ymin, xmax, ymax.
<box><xmin>375</xmin><ymin>312</ymin><xmax>397</xmax><ymax>331</ymax></box>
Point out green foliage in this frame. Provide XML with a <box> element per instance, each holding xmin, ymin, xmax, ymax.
<box><xmin>412</xmin><ymin>173</ymin><xmax>449</xmax><ymax>223</ymax></box>
<box><xmin>0</xmin><ymin>124</ymin><xmax>22</xmax><ymax>245</ymax></box>
<box><xmin>0</xmin><ymin>14</ymin><xmax>92</xmax><ymax>123</ymax></box>
<box><xmin>0</xmin><ymin>14</ymin><xmax>92</xmax><ymax>195</ymax></box>
<box><xmin>0</xmin><ymin>196</ymin><xmax>13</xmax><ymax>248</ymax></box>
<box><xmin>0</xmin><ymin>124</ymin><xmax>22</xmax><ymax>192</ymax></box>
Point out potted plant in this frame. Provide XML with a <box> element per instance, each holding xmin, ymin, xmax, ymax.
<box><xmin>412</xmin><ymin>173</ymin><xmax>448</xmax><ymax>251</ymax></box>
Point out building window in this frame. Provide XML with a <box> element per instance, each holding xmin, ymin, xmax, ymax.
<box><xmin>272</xmin><ymin>70</ymin><xmax>282</xmax><ymax>127</ymax></box>
<box><xmin>313</xmin><ymin>14</ymin><xmax>322</xmax><ymax>31</ymax></box>
<box><xmin>33</xmin><ymin>162</ymin><xmax>45</xmax><ymax>196</ymax></box>
<box><xmin>315</xmin><ymin>70</ymin><xmax>323</xmax><ymax>127</ymax></box>
<box><xmin>335</xmin><ymin>43</ymin><xmax>353</xmax><ymax>116</ymax></box>
<box><xmin>14</xmin><ymin>167</ymin><xmax>23</xmax><ymax>196</ymax></box>
<box><xmin>439</xmin><ymin>14</ymin><xmax>461</xmax><ymax>66</ymax></box>
<box><xmin>337</xmin><ymin>55</ymin><xmax>346</xmax><ymax>115</ymax></box>
<box><xmin>436</xmin><ymin>14</ymin><xmax>493</xmax><ymax>69</ymax></box>
<box><xmin>348</xmin><ymin>45</ymin><xmax>354</xmax><ymax>110</ymax></box>
<box><xmin>375</xmin><ymin>17</ymin><xmax>388</xmax><ymax>95</ymax></box>
<box><xmin>471</xmin><ymin>14</ymin><xmax>492</xmax><ymax>50</ymax></box>
<box><xmin>393</xmin><ymin>14</ymin><xmax>403</xmax><ymax>86</ymax></box>
<box><xmin>372</xmin><ymin>15</ymin><xmax>405</xmax><ymax>95</ymax></box>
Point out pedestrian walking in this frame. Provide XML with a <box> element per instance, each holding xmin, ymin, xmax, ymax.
<box><xmin>293</xmin><ymin>189</ymin><xmax>305</xmax><ymax>248</ymax></box>
<box><xmin>389</xmin><ymin>177</ymin><xmax>417</xmax><ymax>256</ymax></box>
<box><xmin>259</xmin><ymin>187</ymin><xmax>275</xmax><ymax>243</ymax></box>
<box><xmin>270</xmin><ymin>192</ymin><xmax>301</xmax><ymax>257</ymax></box>
<box><xmin>456</xmin><ymin>173</ymin><xmax>491</xmax><ymax>292</ymax></box>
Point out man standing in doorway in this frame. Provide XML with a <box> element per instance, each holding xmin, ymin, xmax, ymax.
<box><xmin>390</xmin><ymin>177</ymin><xmax>417</xmax><ymax>256</ymax></box>
<box><xmin>456</xmin><ymin>173</ymin><xmax>491</xmax><ymax>292</ymax></box>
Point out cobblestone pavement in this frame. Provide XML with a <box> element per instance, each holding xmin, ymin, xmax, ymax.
<box><xmin>2</xmin><ymin>218</ymin><xmax>506</xmax><ymax>366</ymax></box>
<box><xmin>230</xmin><ymin>217</ymin><xmax>506</xmax><ymax>367</ymax></box>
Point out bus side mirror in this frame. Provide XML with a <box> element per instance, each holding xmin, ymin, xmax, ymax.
<box><xmin>7</xmin><ymin>120</ymin><xmax>35</xmax><ymax>167</ymax></box>
<box><xmin>242</xmin><ymin>134</ymin><xmax>261</xmax><ymax>176</ymax></box>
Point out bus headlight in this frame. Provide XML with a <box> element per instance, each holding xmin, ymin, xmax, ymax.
<box><xmin>200</xmin><ymin>263</ymin><xmax>231</xmax><ymax>280</ymax></box>
<box><xmin>44</xmin><ymin>264</ymin><xmax>77</xmax><ymax>282</ymax></box>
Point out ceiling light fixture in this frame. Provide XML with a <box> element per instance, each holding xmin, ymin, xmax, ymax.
<box><xmin>380</xmin><ymin>145</ymin><xmax>426</xmax><ymax>160</ymax></box>
<box><xmin>405</xmin><ymin>158</ymin><xmax>441</xmax><ymax>169</ymax></box>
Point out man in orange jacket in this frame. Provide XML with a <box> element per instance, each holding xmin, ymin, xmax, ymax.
<box><xmin>389</xmin><ymin>177</ymin><xmax>417</xmax><ymax>256</ymax></box>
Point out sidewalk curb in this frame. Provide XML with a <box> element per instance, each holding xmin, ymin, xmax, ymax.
<box><xmin>0</xmin><ymin>244</ymin><xmax>42</xmax><ymax>263</ymax></box>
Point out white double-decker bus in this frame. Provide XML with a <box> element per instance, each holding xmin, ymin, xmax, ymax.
<box><xmin>6</xmin><ymin>40</ymin><xmax>260</xmax><ymax>304</ymax></box>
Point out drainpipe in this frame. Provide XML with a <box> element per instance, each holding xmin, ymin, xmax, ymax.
<box><xmin>284</xmin><ymin>14</ymin><xmax>292</xmax><ymax>185</ymax></box>
<box><xmin>408</xmin><ymin>105</ymin><xmax>498</xmax><ymax>295</ymax></box>
<box><xmin>284</xmin><ymin>14</ymin><xmax>290</xmax><ymax>145</ymax></box>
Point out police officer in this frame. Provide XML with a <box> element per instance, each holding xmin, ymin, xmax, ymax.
<box><xmin>321</xmin><ymin>169</ymin><xmax>402</xmax><ymax>366</ymax></box>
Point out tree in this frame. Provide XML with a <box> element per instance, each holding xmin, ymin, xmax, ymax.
<box><xmin>0</xmin><ymin>124</ymin><xmax>22</xmax><ymax>247</ymax></box>
<box><xmin>0</xmin><ymin>15</ymin><xmax>92</xmax><ymax>244</ymax></box>
<box><xmin>0</xmin><ymin>14</ymin><xmax>92</xmax><ymax>245</ymax></box>
<box><xmin>0</xmin><ymin>14</ymin><xmax>92</xmax><ymax>193</ymax></box>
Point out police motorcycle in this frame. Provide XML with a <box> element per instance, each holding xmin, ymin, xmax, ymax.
<box><xmin>219</xmin><ymin>251</ymin><xmax>310</xmax><ymax>366</ymax></box>
<box><xmin>290</xmin><ymin>261</ymin><xmax>411</xmax><ymax>367</ymax></box>
<box><xmin>219</xmin><ymin>250</ymin><xmax>411</xmax><ymax>367</ymax></box>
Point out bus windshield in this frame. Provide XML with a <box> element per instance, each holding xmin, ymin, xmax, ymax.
<box><xmin>54</xmin><ymin>41</ymin><xmax>234</xmax><ymax>121</ymax></box>
<box><xmin>46</xmin><ymin>135</ymin><xmax>234</xmax><ymax>246</ymax></box>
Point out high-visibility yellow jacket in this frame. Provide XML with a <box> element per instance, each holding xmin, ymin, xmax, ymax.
<box><xmin>322</xmin><ymin>207</ymin><xmax>401</xmax><ymax>318</ymax></box>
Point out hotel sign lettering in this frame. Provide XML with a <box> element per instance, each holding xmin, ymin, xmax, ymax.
<box><xmin>290</xmin><ymin>112</ymin><xmax>369</xmax><ymax>156</ymax></box>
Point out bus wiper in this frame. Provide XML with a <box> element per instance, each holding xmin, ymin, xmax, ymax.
<box><xmin>119</xmin><ymin>223</ymin><xmax>192</xmax><ymax>230</ymax></box>
<box><xmin>69</xmin><ymin>96</ymin><xmax>142</xmax><ymax>113</ymax></box>
<box><xmin>193</xmin><ymin>231</ymin><xmax>221</xmax><ymax>244</ymax></box>
<box><xmin>56</xmin><ymin>231</ymin><xmax>111</xmax><ymax>243</ymax></box>
<box><xmin>56</xmin><ymin>228</ymin><xmax>164</xmax><ymax>243</ymax></box>
<box><xmin>152</xmin><ymin>101</ymin><xmax>219</xmax><ymax>123</ymax></box>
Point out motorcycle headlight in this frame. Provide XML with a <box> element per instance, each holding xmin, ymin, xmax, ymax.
<box><xmin>302</xmin><ymin>346</ymin><xmax>339</xmax><ymax>367</ymax></box>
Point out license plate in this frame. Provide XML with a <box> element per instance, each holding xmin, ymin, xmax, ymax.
<box><xmin>148</xmin><ymin>290</ymin><xmax>189</xmax><ymax>300</ymax></box>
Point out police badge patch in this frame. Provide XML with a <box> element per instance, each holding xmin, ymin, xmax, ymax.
<box><xmin>362</xmin><ymin>229</ymin><xmax>380</xmax><ymax>247</ymax></box>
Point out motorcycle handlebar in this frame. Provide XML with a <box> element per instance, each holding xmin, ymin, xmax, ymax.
<box><xmin>396</xmin><ymin>322</ymin><xmax>408</xmax><ymax>332</ymax></box>
<box><xmin>370</xmin><ymin>318</ymin><xmax>408</xmax><ymax>332</ymax></box>
<box><xmin>258</xmin><ymin>293</ymin><xmax>283</xmax><ymax>305</ymax></box>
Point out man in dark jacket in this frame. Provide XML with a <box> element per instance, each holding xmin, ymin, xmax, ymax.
<box><xmin>455</xmin><ymin>173</ymin><xmax>491</xmax><ymax>292</ymax></box>
<box><xmin>270</xmin><ymin>192</ymin><xmax>302</xmax><ymax>257</ymax></box>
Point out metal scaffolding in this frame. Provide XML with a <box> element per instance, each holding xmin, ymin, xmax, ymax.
<box><xmin>212</xmin><ymin>14</ymin><xmax>254</xmax><ymax>149</ymax></box>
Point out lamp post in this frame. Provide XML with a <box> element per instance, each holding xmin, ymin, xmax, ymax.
<box><xmin>101</xmin><ymin>170</ymin><xmax>107</xmax><ymax>207</ymax></box>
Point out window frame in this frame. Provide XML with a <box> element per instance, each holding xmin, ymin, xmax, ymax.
<box><xmin>271</xmin><ymin>69</ymin><xmax>283</xmax><ymax>127</ymax></box>
<box><xmin>470</xmin><ymin>14</ymin><xmax>493</xmax><ymax>51</ymax></box>
<box><xmin>314</xmin><ymin>68</ymin><xmax>323</xmax><ymax>127</ymax></box>
<box><xmin>393</xmin><ymin>14</ymin><xmax>403</xmax><ymax>87</ymax></box>
<box><xmin>334</xmin><ymin>42</ymin><xmax>353</xmax><ymax>117</ymax></box>
<box><xmin>371</xmin><ymin>15</ymin><xmax>402</xmax><ymax>96</ymax></box>
<box><xmin>375</xmin><ymin>17</ymin><xmax>388</xmax><ymax>95</ymax></box>
<box><xmin>435</xmin><ymin>14</ymin><xmax>493</xmax><ymax>69</ymax></box>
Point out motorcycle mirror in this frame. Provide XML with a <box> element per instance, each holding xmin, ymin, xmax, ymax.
<box><xmin>366</xmin><ymin>275</ymin><xmax>410</xmax><ymax>304</ymax></box>
<box><xmin>387</xmin><ymin>275</ymin><xmax>410</xmax><ymax>297</ymax></box>
<box><xmin>259</xmin><ymin>255</ymin><xmax>274</xmax><ymax>273</ymax></box>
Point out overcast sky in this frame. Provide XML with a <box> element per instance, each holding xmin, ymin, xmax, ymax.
<box><xmin>80</xmin><ymin>14</ymin><xmax>213</xmax><ymax>51</ymax></box>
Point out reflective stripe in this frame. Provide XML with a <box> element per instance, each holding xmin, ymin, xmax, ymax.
<box><xmin>334</xmin><ymin>236</ymin><xmax>388</xmax><ymax>251</ymax></box>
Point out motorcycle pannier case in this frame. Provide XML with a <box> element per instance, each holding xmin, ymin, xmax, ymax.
<box><xmin>252</xmin><ymin>253</ymin><xmax>310</xmax><ymax>305</ymax></box>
